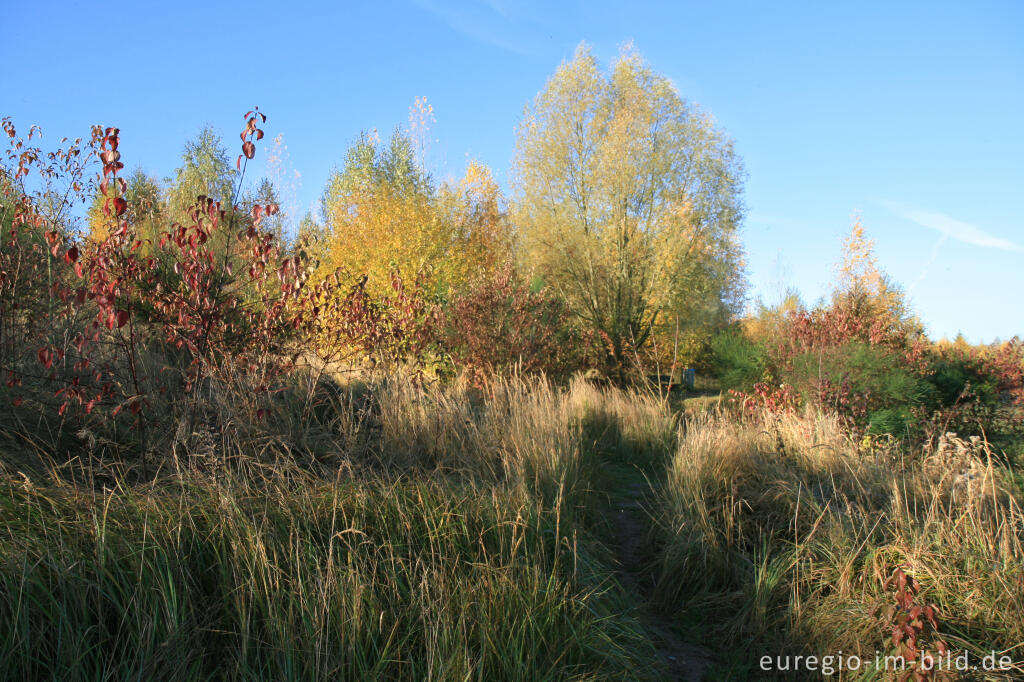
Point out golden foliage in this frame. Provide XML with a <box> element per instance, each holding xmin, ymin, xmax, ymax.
<box><xmin>832</xmin><ymin>216</ymin><xmax>921</xmax><ymax>337</ymax></box>
<box><xmin>835</xmin><ymin>215</ymin><xmax>883</xmax><ymax>298</ymax></box>
<box><xmin>317</xmin><ymin>128</ymin><xmax>512</xmax><ymax>299</ymax></box>
<box><xmin>512</xmin><ymin>42</ymin><xmax>746</xmax><ymax>370</ymax></box>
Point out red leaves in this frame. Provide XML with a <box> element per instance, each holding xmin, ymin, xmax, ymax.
<box><xmin>445</xmin><ymin>264</ymin><xmax>580</xmax><ymax>384</ymax></box>
<box><xmin>728</xmin><ymin>382</ymin><xmax>799</xmax><ymax>417</ymax></box>
<box><xmin>244</xmin><ymin>109</ymin><xmax>266</xmax><ymax>124</ymax></box>
<box><xmin>4</xmin><ymin>108</ymin><xmax>333</xmax><ymax>427</ymax></box>
<box><xmin>238</xmin><ymin>106</ymin><xmax>265</xmax><ymax>165</ymax></box>
<box><xmin>99</xmin><ymin>129</ymin><xmax>123</xmax><ymax>175</ymax></box>
<box><xmin>99</xmin><ymin>178</ymin><xmax>126</xmax><ymax>196</ymax></box>
<box><xmin>98</xmin><ymin>127</ymin><xmax>129</xmax><ymax>230</ymax></box>
<box><xmin>44</xmin><ymin>230</ymin><xmax>62</xmax><ymax>258</ymax></box>
<box><xmin>880</xmin><ymin>566</ymin><xmax>948</xmax><ymax>681</ymax></box>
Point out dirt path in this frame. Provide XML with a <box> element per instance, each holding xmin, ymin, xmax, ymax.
<box><xmin>606</xmin><ymin>470</ymin><xmax>714</xmax><ymax>681</ymax></box>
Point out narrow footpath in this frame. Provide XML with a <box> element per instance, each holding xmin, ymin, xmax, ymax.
<box><xmin>602</xmin><ymin>462</ymin><xmax>713</xmax><ymax>681</ymax></box>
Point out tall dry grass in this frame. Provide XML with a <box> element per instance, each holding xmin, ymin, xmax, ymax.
<box><xmin>0</xmin><ymin>375</ymin><xmax>668</xmax><ymax>681</ymax></box>
<box><xmin>4</xmin><ymin>374</ymin><xmax>1022</xmax><ymax>679</ymax></box>
<box><xmin>652</xmin><ymin>408</ymin><xmax>1024</xmax><ymax>678</ymax></box>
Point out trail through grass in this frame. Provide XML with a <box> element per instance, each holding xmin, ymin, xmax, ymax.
<box><xmin>2</xmin><ymin>377</ymin><xmax>1022</xmax><ymax>680</ymax></box>
<box><xmin>599</xmin><ymin>461</ymin><xmax>712</xmax><ymax>681</ymax></box>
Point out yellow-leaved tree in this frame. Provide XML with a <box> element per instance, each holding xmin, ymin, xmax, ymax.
<box><xmin>512</xmin><ymin>43</ymin><xmax>746</xmax><ymax>378</ymax></box>
<box><xmin>436</xmin><ymin>159</ymin><xmax>513</xmax><ymax>282</ymax></box>
<box><xmin>833</xmin><ymin>215</ymin><xmax>920</xmax><ymax>337</ymax></box>
<box><xmin>317</xmin><ymin>126</ymin><xmax>511</xmax><ymax>299</ymax></box>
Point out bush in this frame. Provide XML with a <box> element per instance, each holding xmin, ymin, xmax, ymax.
<box><xmin>788</xmin><ymin>341</ymin><xmax>933</xmax><ymax>434</ymax></box>
<box><xmin>445</xmin><ymin>264</ymin><xmax>587</xmax><ymax>384</ymax></box>
<box><xmin>921</xmin><ymin>340</ymin><xmax>1024</xmax><ymax>442</ymax></box>
<box><xmin>710</xmin><ymin>329</ymin><xmax>769</xmax><ymax>392</ymax></box>
<box><xmin>0</xmin><ymin>114</ymin><xmax>360</xmax><ymax>454</ymax></box>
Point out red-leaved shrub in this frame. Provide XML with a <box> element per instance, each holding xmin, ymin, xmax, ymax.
<box><xmin>445</xmin><ymin>264</ymin><xmax>586</xmax><ymax>384</ymax></box>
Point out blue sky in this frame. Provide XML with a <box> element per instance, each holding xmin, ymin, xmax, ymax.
<box><xmin>5</xmin><ymin>0</ymin><xmax>1022</xmax><ymax>342</ymax></box>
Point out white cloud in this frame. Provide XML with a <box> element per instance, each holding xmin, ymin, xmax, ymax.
<box><xmin>411</xmin><ymin>0</ymin><xmax>547</xmax><ymax>56</ymax></box>
<box><xmin>898</xmin><ymin>208</ymin><xmax>1023</xmax><ymax>253</ymax></box>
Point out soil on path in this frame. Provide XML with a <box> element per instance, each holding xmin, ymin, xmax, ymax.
<box><xmin>605</xmin><ymin>468</ymin><xmax>714</xmax><ymax>681</ymax></box>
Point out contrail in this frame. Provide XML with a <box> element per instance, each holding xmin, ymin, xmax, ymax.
<box><xmin>908</xmin><ymin>232</ymin><xmax>948</xmax><ymax>294</ymax></box>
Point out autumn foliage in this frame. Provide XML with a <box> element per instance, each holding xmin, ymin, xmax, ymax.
<box><xmin>0</xmin><ymin>111</ymin><xmax>423</xmax><ymax>449</ymax></box>
<box><xmin>717</xmin><ymin>220</ymin><xmax>1024</xmax><ymax>440</ymax></box>
<box><xmin>445</xmin><ymin>264</ymin><xmax>589</xmax><ymax>384</ymax></box>
<box><xmin>3</xmin><ymin>108</ymin><xmax>1021</xmax><ymax>457</ymax></box>
<box><xmin>318</xmin><ymin>130</ymin><xmax>512</xmax><ymax>301</ymax></box>
<box><xmin>0</xmin><ymin>109</ymin><xmax>592</xmax><ymax>456</ymax></box>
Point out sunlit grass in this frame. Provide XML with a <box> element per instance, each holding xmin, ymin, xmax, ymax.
<box><xmin>2</xmin><ymin>376</ymin><xmax>1022</xmax><ymax>680</ymax></box>
<box><xmin>651</xmin><ymin>409</ymin><xmax>1024</xmax><ymax>678</ymax></box>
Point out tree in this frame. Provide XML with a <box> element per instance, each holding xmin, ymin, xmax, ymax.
<box><xmin>163</xmin><ymin>126</ymin><xmax>261</xmax><ymax>276</ymax></box>
<box><xmin>249</xmin><ymin>178</ymin><xmax>286</xmax><ymax>241</ymax></box>
<box><xmin>512</xmin><ymin>43</ymin><xmax>745</xmax><ymax>377</ymax></box>
<box><xmin>318</xmin><ymin>129</ymin><xmax>438</xmax><ymax>295</ymax></box>
<box><xmin>86</xmin><ymin>167</ymin><xmax>163</xmax><ymax>249</ymax></box>
<box><xmin>88</xmin><ymin>129</ymin><xmax>236</xmax><ymax>246</ymax></box>
<box><xmin>295</xmin><ymin>211</ymin><xmax>327</xmax><ymax>252</ymax></box>
<box><xmin>165</xmin><ymin>125</ymin><xmax>236</xmax><ymax>221</ymax></box>
<box><xmin>831</xmin><ymin>216</ymin><xmax>920</xmax><ymax>339</ymax></box>
<box><xmin>435</xmin><ymin>159</ymin><xmax>514</xmax><ymax>283</ymax></box>
<box><xmin>318</xmin><ymin>129</ymin><xmax>511</xmax><ymax>299</ymax></box>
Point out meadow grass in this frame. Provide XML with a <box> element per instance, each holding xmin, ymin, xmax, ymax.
<box><xmin>0</xmin><ymin>377</ymin><xmax>664</xmax><ymax>681</ymax></box>
<box><xmin>1</xmin><ymin>376</ymin><xmax>1022</xmax><ymax>680</ymax></box>
<box><xmin>651</xmin><ymin>409</ymin><xmax>1024</xmax><ymax>679</ymax></box>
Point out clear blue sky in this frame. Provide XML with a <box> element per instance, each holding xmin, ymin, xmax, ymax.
<box><xmin>5</xmin><ymin>0</ymin><xmax>1022</xmax><ymax>342</ymax></box>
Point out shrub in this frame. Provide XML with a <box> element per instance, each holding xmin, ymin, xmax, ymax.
<box><xmin>921</xmin><ymin>339</ymin><xmax>1024</xmax><ymax>442</ymax></box>
<box><xmin>787</xmin><ymin>341</ymin><xmax>933</xmax><ymax>434</ymax></box>
<box><xmin>710</xmin><ymin>329</ymin><xmax>769</xmax><ymax>392</ymax></box>
<box><xmin>445</xmin><ymin>264</ymin><xmax>587</xmax><ymax>384</ymax></box>
<box><xmin>0</xmin><ymin>112</ymin><xmax>360</xmax><ymax>453</ymax></box>
<box><xmin>309</xmin><ymin>268</ymin><xmax>445</xmax><ymax>376</ymax></box>
<box><xmin>716</xmin><ymin>289</ymin><xmax>933</xmax><ymax>434</ymax></box>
